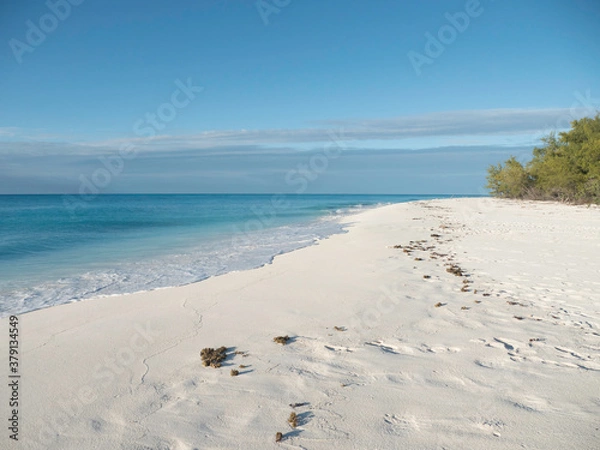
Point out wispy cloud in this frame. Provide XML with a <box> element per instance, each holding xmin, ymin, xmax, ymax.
<box><xmin>0</xmin><ymin>107</ymin><xmax>594</xmax><ymax>157</ymax></box>
<box><xmin>316</xmin><ymin>108</ymin><xmax>591</xmax><ymax>136</ymax></box>
<box><xmin>86</xmin><ymin>107</ymin><xmax>596</xmax><ymax>153</ymax></box>
<box><xmin>0</xmin><ymin>127</ymin><xmax>20</xmax><ymax>137</ymax></box>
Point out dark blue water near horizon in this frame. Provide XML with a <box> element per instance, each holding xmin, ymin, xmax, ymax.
<box><xmin>0</xmin><ymin>194</ymin><xmax>477</xmax><ymax>315</ymax></box>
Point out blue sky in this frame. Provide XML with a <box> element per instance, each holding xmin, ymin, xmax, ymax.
<box><xmin>1</xmin><ymin>0</ymin><xmax>599</xmax><ymax>194</ymax></box>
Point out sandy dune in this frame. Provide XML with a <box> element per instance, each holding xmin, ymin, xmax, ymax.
<box><xmin>3</xmin><ymin>198</ymin><xmax>599</xmax><ymax>449</ymax></box>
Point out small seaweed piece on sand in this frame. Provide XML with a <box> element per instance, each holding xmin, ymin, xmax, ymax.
<box><xmin>288</xmin><ymin>412</ymin><xmax>298</xmax><ymax>428</ymax></box>
<box><xmin>507</xmin><ymin>300</ymin><xmax>526</xmax><ymax>306</ymax></box>
<box><xmin>423</xmin><ymin>275</ymin><xmax>431</xmax><ymax>279</ymax></box>
<box><xmin>289</xmin><ymin>402</ymin><xmax>309</xmax><ymax>408</ymax></box>
<box><xmin>334</xmin><ymin>326</ymin><xmax>346</xmax><ymax>332</ymax></box>
<box><xmin>275</xmin><ymin>432</ymin><xmax>283</xmax><ymax>443</ymax></box>
<box><xmin>434</xmin><ymin>302</ymin><xmax>445</xmax><ymax>308</ymax></box>
<box><xmin>230</xmin><ymin>369</ymin><xmax>239</xmax><ymax>376</ymax></box>
<box><xmin>273</xmin><ymin>335</ymin><xmax>290</xmax><ymax>345</ymax></box>
<box><xmin>201</xmin><ymin>346</ymin><xmax>228</xmax><ymax>368</ymax></box>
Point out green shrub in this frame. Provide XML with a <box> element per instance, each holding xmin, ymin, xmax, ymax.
<box><xmin>486</xmin><ymin>156</ymin><xmax>531</xmax><ymax>198</ymax></box>
<box><xmin>486</xmin><ymin>114</ymin><xmax>600</xmax><ymax>204</ymax></box>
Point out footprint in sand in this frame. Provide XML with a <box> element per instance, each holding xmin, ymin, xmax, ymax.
<box><xmin>554</xmin><ymin>346</ymin><xmax>588</xmax><ymax>361</ymax></box>
<box><xmin>365</xmin><ymin>340</ymin><xmax>416</xmax><ymax>355</ymax></box>
<box><xmin>490</xmin><ymin>337</ymin><xmax>520</xmax><ymax>351</ymax></box>
<box><xmin>474</xmin><ymin>358</ymin><xmax>505</xmax><ymax>369</ymax></box>
<box><xmin>419</xmin><ymin>344</ymin><xmax>461</xmax><ymax>354</ymax></box>
<box><xmin>503</xmin><ymin>394</ymin><xmax>553</xmax><ymax>413</ymax></box>
<box><xmin>550</xmin><ymin>347</ymin><xmax>600</xmax><ymax>371</ymax></box>
<box><xmin>383</xmin><ymin>414</ymin><xmax>420</xmax><ymax>436</ymax></box>
<box><xmin>324</xmin><ymin>344</ymin><xmax>354</xmax><ymax>353</ymax></box>
<box><xmin>365</xmin><ymin>340</ymin><xmax>401</xmax><ymax>354</ymax></box>
<box><xmin>474</xmin><ymin>417</ymin><xmax>505</xmax><ymax>438</ymax></box>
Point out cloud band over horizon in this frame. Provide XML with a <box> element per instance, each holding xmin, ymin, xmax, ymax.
<box><xmin>1</xmin><ymin>107</ymin><xmax>597</xmax><ymax>195</ymax></box>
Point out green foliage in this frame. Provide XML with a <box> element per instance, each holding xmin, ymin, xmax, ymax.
<box><xmin>486</xmin><ymin>114</ymin><xmax>600</xmax><ymax>204</ymax></box>
<box><xmin>486</xmin><ymin>156</ymin><xmax>531</xmax><ymax>198</ymax></box>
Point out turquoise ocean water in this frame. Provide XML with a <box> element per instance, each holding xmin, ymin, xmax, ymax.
<box><xmin>0</xmin><ymin>194</ymin><xmax>465</xmax><ymax>316</ymax></box>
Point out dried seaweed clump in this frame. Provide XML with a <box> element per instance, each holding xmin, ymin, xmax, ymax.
<box><xmin>288</xmin><ymin>412</ymin><xmax>298</xmax><ymax>428</ymax></box>
<box><xmin>273</xmin><ymin>335</ymin><xmax>290</xmax><ymax>345</ymax></box>
<box><xmin>446</xmin><ymin>264</ymin><xmax>465</xmax><ymax>276</ymax></box>
<box><xmin>230</xmin><ymin>369</ymin><xmax>239</xmax><ymax>376</ymax></box>
<box><xmin>275</xmin><ymin>432</ymin><xmax>283</xmax><ymax>442</ymax></box>
<box><xmin>201</xmin><ymin>346</ymin><xmax>227</xmax><ymax>368</ymax></box>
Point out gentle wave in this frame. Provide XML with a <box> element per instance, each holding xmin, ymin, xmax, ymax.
<box><xmin>0</xmin><ymin>212</ymin><xmax>349</xmax><ymax>316</ymax></box>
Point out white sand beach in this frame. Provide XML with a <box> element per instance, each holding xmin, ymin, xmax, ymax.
<box><xmin>3</xmin><ymin>197</ymin><xmax>600</xmax><ymax>450</ymax></box>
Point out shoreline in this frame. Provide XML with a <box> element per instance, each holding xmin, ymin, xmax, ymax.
<box><xmin>0</xmin><ymin>196</ymin><xmax>408</xmax><ymax>318</ymax></box>
<box><xmin>2</xmin><ymin>197</ymin><xmax>599</xmax><ymax>449</ymax></box>
<box><xmin>0</xmin><ymin>198</ymin><xmax>435</xmax><ymax>318</ymax></box>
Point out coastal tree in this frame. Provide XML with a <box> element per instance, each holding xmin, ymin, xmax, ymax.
<box><xmin>486</xmin><ymin>114</ymin><xmax>600</xmax><ymax>204</ymax></box>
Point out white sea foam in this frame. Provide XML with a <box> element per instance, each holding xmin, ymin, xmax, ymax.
<box><xmin>0</xmin><ymin>213</ymin><xmax>350</xmax><ymax>316</ymax></box>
